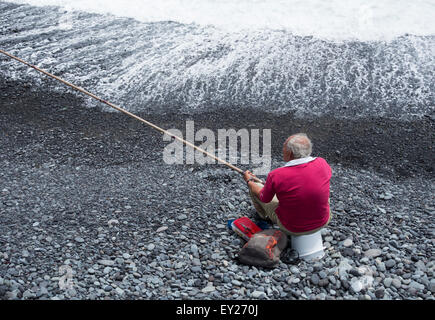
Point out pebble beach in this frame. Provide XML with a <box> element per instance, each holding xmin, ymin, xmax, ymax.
<box><xmin>1</xmin><ymin>75</ymin><xmax>434</xmax><ymax>300</ymax></box>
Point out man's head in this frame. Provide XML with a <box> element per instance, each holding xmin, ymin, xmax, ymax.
<box><xmin>283</xmin><ymin>133</ymin><xmax>312</xmax><ymax>161</ymax></box>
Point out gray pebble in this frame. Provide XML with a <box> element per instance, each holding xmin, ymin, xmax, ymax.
<box><xmin>190</xmin><ymin>244</ymin><xmax>199</xmax><ymax>255</ymax></box>
<box><xmin>232</xmin><ymin>280</ymin><xmax>242</xmax><ymax>286</ymax></box>
<box><xmin>319</xmin><ymin>278</ymin><xmax>329</xmax><ymax>287</ymax></box>
<box><xmin>383</xmin><ymin>278</ymin><xmax>393</xmax><ymax>288</ymax></box>
<box><xmin>191</xmin><ymin>266</ymin><xmax>202</xmax><ymax>273</ymax></box>
<box><xmin>115</xmin><ymin>287</ymin><xmax>124</xmax><ymax>295</ymax></box>
<box><xmin>364</xmin><ymin>249</ymin><xmax>382</xmax><ymax>258</ymax></box>
<box><xmin>343</xmin><ymin>239</ymin><xmax>353</xmax><ymax>247</ymax></box>
<box><xmin>22</xmin><ymin>290</ymin><xmax>34</xmax><ymax>299</ymax></box>
<box><xmin>385</xmin><ymin>259</ymin><xmax>396</xmax><ymax>269</ymax></box>
<box><xmin>318</xmin><ymin>271</ymin><xmax>327</xmax><ymax>279</ymax></box>
<box><xmin>409</xmin><ymin>281</ymin><xmax>425</xmax><ymax>291</ymax></box>
<box><xmin>251</xmin><ymin>290</ymin><xmax>266</xmax><ymax>298</ymax></box>
<box><xmin>311</xmin><ymin>274</ymin><xmax>320</xmax><ymax>285</ymax></box>
<box><xmin>156</xmin><ymin>226</ymin><xmax>168</xmax><ymax>233</ymax></box>
<box><xmin>429</xmin><ymin>279</ymin><xmax>435</xmax><ymax>293</ymax></box>
<box><xmin>376</xmin><ymin>261</ymin><xmax>386</xmax><ymax>272</ymax></box>
<box><xmin>107</xmin><ymin>219</ymin><xmax>119</xmax><ymax>226</ymax></box>
<box><xmin>201</xmin><ymin>286</ymin><xmax>215</xmax><ymax>293</ymax></box>
<box><xmin>290</xmin><ymin>266</ymin><xmax>300</xmax><ymax>274</ymax></box>
<box><xmin>392</xmin><ymin>278</ymin><xmax>401</xmax><ymax>289</ymax></box>
<box><xmin>177</xmin><ymin>214</ymin><xmax>187</xmax><ymax>220</ymax></box>
<box><xmin>98</xmin><ymin>259</ymin><xmax>115</xmax><ymax>266</ymax></box>
<box><xmin>350</xmin><ymin>279</ymin><xmax>363</xmax><ymax>293</ymax></box>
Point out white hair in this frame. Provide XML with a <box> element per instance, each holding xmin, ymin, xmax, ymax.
<box><xmin>286</xmin><ymin>133</ymin><xmax>312</xmax><ymax>159</ymax></box>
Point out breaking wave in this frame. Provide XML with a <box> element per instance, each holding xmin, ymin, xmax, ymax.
<box><xmin>1</xmin><ymin>1</ymin><xmax>434</xmax><ymax>118</ymax></box>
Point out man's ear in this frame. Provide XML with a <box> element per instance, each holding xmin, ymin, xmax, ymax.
<box><xmin>283</xmin><ymin>149</ymin><xmax>292</xmax><ymax>162</ymax></box>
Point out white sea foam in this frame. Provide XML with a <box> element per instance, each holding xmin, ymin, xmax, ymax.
<box><xmin>9</xmin><ymin>0</ymin><xmax>435</xmax><ymax>41</ymax></box>
<box><xmin>1</xmin><ymin>1</ymin><xmax>433</xmax><ymax>118</ymax></box>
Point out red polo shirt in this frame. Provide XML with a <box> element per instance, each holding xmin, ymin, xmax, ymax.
<box><xmin>259</xmin><ymin>157</ymin><xmax>332</xmax><ymax>233</ymax></box>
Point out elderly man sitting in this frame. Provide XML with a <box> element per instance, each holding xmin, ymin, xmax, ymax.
<box><xmin>244</xmin><ymin>133</ymin><xmax>332</xmax><ymax>236</ymax></box>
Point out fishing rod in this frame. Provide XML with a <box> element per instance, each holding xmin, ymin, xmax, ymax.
<box><xmin>0</xmin><ymin>49</ymin><xmax>265</xmax><ymax>184</ymax></box>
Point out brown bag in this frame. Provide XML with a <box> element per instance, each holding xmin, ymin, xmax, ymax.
<box><xmin>237</xmin><ymin>229</ymin><xmax>288</xmax><ymax>268</ymax></box>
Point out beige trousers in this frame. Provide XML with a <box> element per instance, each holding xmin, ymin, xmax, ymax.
<box><xmin>249</xmin><ymin>183</ymin><xmax>331</xmax><ymax>236</ymax></box>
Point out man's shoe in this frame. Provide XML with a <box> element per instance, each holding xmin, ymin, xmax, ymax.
<box><xmin>255</xmin><ymin>218</ymin><xmax>272</xmax><ymax>230</ymax></box>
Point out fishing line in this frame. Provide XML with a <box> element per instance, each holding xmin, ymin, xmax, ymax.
<box><xmin>0</xmin><ymin>49</ymin><xmax>265</xmax><ymax>184</ymax></box>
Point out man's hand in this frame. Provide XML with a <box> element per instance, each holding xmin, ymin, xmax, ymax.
<box><xmin>243</xmin><ymin>170</ymin><xmax>257</xmax><ymax>183</ymax></box>
<box><xmin>244</xmin><ymin>170</ymin><xmax>263</xmax><ymax>198</ymax></box>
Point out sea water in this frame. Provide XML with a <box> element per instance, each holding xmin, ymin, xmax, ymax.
<box><xmin>1</xmin><ymin>0</ymin><xmax>434</xmax><ymax>118</ymax></box>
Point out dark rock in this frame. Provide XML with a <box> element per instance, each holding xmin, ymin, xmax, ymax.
<box><xmin>349</xmin><ymin>268</ymin><xmax>362</xmax><ymax>277</ymax></box>
<box><xmin>375</xmin><ymin>288</ymin><xmax>385</xmax><ymax>299</ymax></box>
<box><xmin>0</xmin><ymin>285</ymin><xmax>7</xmax><ymax>297</ymax></box>
<box><xmin>342</xmin><ymin>248</ymin><xmax>355</xmax><ymax>257</ymax></box>
<box><xmin>318</xmin><ymin>278</ymin><xmax>329</xmax><ymax>287</ymax></box>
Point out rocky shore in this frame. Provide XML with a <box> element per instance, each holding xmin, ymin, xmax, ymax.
<box><xmin>0</xmin><ymin>76</ymin><xmax>434</xmax><ymax>300</ymax></box>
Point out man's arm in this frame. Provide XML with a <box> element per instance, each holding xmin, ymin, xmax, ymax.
<box><xmin>244</xmin><ymin>170</ymin><xmax>276</xmax><ymax>203</ymax></box>
<box><xmin>243</xmin><ymin>170</ymin><xmax>263</xmax><ymax>198</ymax></box>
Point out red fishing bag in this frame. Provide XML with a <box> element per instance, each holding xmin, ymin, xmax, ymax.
<box><xmin>230</xmin><ymin>217</ymin><xmax>262</xmax><ymax>241</ymax></box>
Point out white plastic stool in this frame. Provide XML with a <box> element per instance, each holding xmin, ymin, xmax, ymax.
<box><xmin>291</xmin><ymin>230</ymin><xmax>325</xmax><ymax>261</ymax></box>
